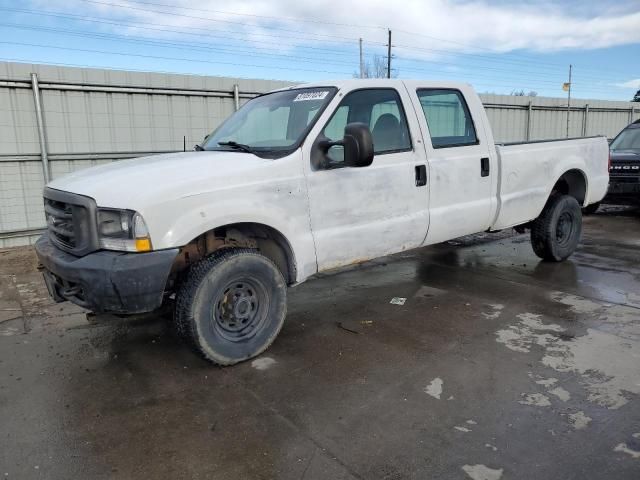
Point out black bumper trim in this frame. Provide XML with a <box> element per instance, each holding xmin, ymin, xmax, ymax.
<box><xmin>35</xmin><ymin>233</ymin><xmax>179</xmax><ymax>314</ymax></box>
<box><xmin>604</xmin><ymin>179</ymin><xmax>640</xmax><ymax>205</ymax></box>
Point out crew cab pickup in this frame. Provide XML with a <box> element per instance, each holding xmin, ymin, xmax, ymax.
<box><xmin>36</xmin><ymin>79</ymin><xmax>609</xmax><ymax>365</ymax></box>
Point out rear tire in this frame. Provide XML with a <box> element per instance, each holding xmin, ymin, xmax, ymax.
<box><xmin>531</xmin><ymin>194</ymin><xmax>582</xmax><ymax>262</ymax></box>
<box><xmin>175</xmin><ymin>248</ymin><xmax>287</xmax><ymax>365</ymax></box>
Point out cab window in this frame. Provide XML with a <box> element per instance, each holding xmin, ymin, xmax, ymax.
<box><xmin>417</xmin><ymin>89</ymin><xmax>478</xmax><ymax>148</ymax></box>
<box><xmin>322</xmin><ymin>89</ymin><xmax>412</xmax><ymax>164</ymax></box>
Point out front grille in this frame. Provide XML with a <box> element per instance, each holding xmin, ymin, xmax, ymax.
<box><xmin>43</xmin><ymin>188</ymin><xmax>99</xmax><ymax>256</ymax></box>
<box><xmin>610</xmin><ymin>164</ymin><xmax>640</xmax><ymax>177</ymax></box>
<box><xmin>44</xmin><ymin>198</ymin><xmax>77</xmax><ymax>249</ymax></box>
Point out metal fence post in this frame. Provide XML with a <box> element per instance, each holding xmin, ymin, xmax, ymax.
<box><xmin>30</xmin><ymin>73</ymin><xmax>50</xmax><ymax>184</ymax></box>
<box><xmin>582</xmin><ymin>104</ymin><xmax>589</xmax><ymax>136</ymax></box>
<box><xmin>526</xmin><ymin>101</ymin><xmax>532</xmax><ymax>141</ymax></box>
<box><xmin>630</xmin><ymin>107</ymin><xmax>635</xmax><ymax>124</ymax></box>
<box><xmin>233</xmin><ymin>84</ymin><xmax>240</xmax><ymax>111</ymax></box>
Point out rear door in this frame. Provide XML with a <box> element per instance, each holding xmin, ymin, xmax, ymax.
<box><xmin>302</xmin><ymin>87</ymin><xmax>430</xmax><ymax>271</ymax></box>
<box><xmin>406</xmin><ymin>84</ymin><xmax>495</xmax><ymax>244</ymax></box>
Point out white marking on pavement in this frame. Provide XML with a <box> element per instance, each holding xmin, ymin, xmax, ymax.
<box><xmin>424</xmin><ymin>378</ymin><xmax>443</xmax><ymax>399</ymax></box>
<box><xmin>462</xmin><ymin>464</ymin><xmax>503</xmax><ymax>480</ymax></box>
<box><xmin>614</xmin><ymin>443</ymin><xmax>640</xmax><ymax>459</ymax></box>
<box><xmin>519</xmin><ymin>393</ymin><xmax>551</xmax><ymax>407</ymax></box>
<box><xmin>548</xmin><ymin>386</ymin><xmax>571</xmax><ymax>402</ymax></box>
<box><xmin>535</xmin><ymin>377</ymin><xmax>558</xmax><ymax>387</ymax></box>
<box><xmin>568</xmin><ymin>411</ymin><xmax>591</xmax><ymax>430</ymax></box>
<box><xmin>482</xmin><ymin>304</ymin><xmax>505</xmax><ymax>320</ymax></box>
<box><xmin>251</xmin><ymin>357</ymin><xmax>276</xmax><ymax>370</ymax></box>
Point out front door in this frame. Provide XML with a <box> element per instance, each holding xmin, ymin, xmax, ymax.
<box><xmin>304</xmin><ymin>87</ymin><xmax>430</xmax><ymax>272</ymax></box>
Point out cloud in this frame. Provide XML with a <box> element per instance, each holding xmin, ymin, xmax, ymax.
<box><xmin>40</xmin><ymin>0</ymin><xmax>640</xmax><ymax>56</ymax></box>
<box><xmin>614</xmin><ymin>79</ymin><xmax>640</xmax><ymax>89</ymax></box>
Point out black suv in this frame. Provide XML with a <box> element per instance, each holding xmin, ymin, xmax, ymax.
<box><xmin>604</xmin><ymin>119</ymin><xmax>640</xmax><ymax>206</ymax></box>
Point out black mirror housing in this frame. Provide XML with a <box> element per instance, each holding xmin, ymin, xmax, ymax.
<box><xmin>311</xmin><ymin>122</ymin><xmax>374</xmax><ymax>170</ymax></box>
<box><xmin>343</xmin><ymin>122</ymin><xmax>374</xmax><ymax>167</ymax></box>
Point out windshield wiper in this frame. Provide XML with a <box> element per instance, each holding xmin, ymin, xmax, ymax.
<box><xmin>217</xmin><ymin>141</ymin><xmax>258</xmax><ymax>154</ymax></box>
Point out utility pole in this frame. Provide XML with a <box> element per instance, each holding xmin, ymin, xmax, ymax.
<box><xmin>387</xmin><ymin>29</ymin><xmax>392</xmax><ymax>79</ymax></box>
<box><xmin>566</xmin><ymin>64</ymin><xmax>572</xmax><ymax>138</ymax></box>
<box><xmin>359</xmin><ymin>38</ymin><xmax>364</xmax><ymax>79</ymax></box>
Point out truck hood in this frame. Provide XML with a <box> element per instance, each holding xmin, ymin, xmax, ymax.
<box><xmin>47</xmin><ymin>151</ymin><xmax>274</xmax><ymax>208</ymax></box>
<box><xmin>610</xmin><ymin>151</ymin><xmax>640</xmax><ymax>162</ymax></box>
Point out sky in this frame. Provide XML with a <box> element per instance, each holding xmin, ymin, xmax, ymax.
<box><xmin>0</xmin><ymin>0</ymin><xmax>639</xmax><ymax>101</ymax></box>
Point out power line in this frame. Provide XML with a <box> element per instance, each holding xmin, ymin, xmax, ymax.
<box><xmin>1</xmin><ymin>23</ymin><xmax>610</xmax><ymax>90</ymax></box>
<box><xmin>0</xmin><ymin>23</ymin><xmax>361</xmax><ymax>66</ymax></box>
<box><xmin>78</xmin><ymin>0</ymin><xmax>383</xmax><ymax>43</ymax></box>
<box><xmin>0</xmin><ymin>6</ymin><xmax>385</xmax><ymax>48</ymax></box>
<box><xmin>4</xmin><ymin>5</ymin><xmax>635</xmax><ymax>82</ymax></box>
<box><xmin>0</xmin><ymin>26</ymin><xmax>621</xmax><ymax>94</ymax></box>
<box><xmin>0</xmin><ymin>6</ymin><xmax>633</xmax><ymax>95</ymax></box>
<box><xmin>76</xmin><ymin>0</ymin><xmax>386</xmax><ymax>30</ymax></box>
<box><xmin>0</xmin><ymin>41</ymin><xmax>354</xmax><ymax>75</ymax></box>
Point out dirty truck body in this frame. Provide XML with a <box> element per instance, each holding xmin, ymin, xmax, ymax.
<box><xmin>36</xmin><ymin>79</ymin><xmax>609</xmax><ymax>364</ymax></box>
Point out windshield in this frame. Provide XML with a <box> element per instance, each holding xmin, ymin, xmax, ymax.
<box><xmin>610</xmin><ymin>127</ymin><xmax>640</xmax><ymax>153</ymax></box>
<box><xmin>201</xmin><ymin>87</ymin><xmax>337</xmax><ymax>157</ymax></box>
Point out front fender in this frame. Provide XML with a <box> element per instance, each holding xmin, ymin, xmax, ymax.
<box><xmin>146</xmin><ymin>179</ymin><xmax>318</xmax><ymax>283</ymax></box>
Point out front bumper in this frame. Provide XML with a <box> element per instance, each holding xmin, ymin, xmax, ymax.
<box><xmin>35</xmin><ymin>233</ymin><xmax>179</xmax><ymax>314</ymax></box>
<box><xmin>603</xmin><ymin>178</ymin><xmax>640</xmax><ymax>205</ymax></box>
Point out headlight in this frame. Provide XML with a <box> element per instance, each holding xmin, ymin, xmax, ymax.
<box><xmin>97</xmin><ymin>209</ymin><xmax>152</xmax><ymax>252</ymax></box>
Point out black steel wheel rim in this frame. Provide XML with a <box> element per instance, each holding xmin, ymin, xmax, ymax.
<box><xmin>212</xmin><ymin>277</ymin><xmax>269</xmax><ymax>342</ymax></box>
<box><xmin>556</xmin><ymin>211</ymin><xmax>575</xmax><ymax>246</ymax></box>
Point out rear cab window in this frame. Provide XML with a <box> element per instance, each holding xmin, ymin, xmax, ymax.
<box><xmin>417</xmin><ymin>89</ymin><xmax>478</xmax><ymax>149</ymax></box>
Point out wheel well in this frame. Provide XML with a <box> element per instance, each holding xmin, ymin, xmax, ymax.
<box><xmin>169</xmin><ymin>223</ymin><xmax>297</xmax><ymax>287</ymax></box>
<box><xmin>551</xmin><ymin>169</ymin><xmax>587</xmax><ymax>206</ymax></box>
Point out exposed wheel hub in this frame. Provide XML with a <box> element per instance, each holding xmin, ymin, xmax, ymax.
<box><xmin>213</xmin><ymin>279</ymin><xmax>266</xmax><ymax>342</ymax></box>
<box><xmin>556</xmin><ymin>212</ymin><xmax>574</xmax><ymax>246</ymax></box>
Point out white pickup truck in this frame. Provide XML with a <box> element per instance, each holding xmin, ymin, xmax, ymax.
<box><xmin>36</xmin><ymin>79</ymin><xmax>609</xmax><ymax>364</ymax></box>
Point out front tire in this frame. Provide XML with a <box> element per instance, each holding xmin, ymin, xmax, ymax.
<box><xmin>531</xmin><ymin>194</ymin><xmax>582</xmax><ymax>262</ymax></box>
<box><xmin>175</xmin><ymin>248</ymin><xmax>287</xmax><ymax>365</ymax></box>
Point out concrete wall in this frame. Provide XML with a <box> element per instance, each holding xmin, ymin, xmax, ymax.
<box><xmin>1</xmin><ymin>61</ymin><xmax>639</xmax><ymax>247</ymax></box>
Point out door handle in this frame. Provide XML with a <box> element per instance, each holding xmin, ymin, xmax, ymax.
<box><xmin>415</xmin><ymin>165</ymin><xmax>427</xmax><ymax>187</ymax></box>
<box><xmin>481</xmin><ymin>157</ymin><xmax>490</xmax><ymax>177</ymax></box>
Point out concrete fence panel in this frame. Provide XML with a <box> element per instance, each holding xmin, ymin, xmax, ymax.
<box><xmin>0</xmin><ymin>61</ymin><xmax>638</xmax><ymax>247</ymax></box>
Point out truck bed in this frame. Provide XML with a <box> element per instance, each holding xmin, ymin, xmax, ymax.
<box><xmin>491</xmin><ymin>136</ymin><xmax>610</xmax><ymax>230</ymax></box>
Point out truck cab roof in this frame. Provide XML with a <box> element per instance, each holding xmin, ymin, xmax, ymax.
<box><xmin>278</xmin><ymin>79</ymin><xmax>474</xmax><ymax>92</ymax></box>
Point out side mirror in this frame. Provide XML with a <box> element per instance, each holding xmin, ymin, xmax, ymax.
<box><xmin>342</xmin><ymin>122</ymin><xmax>374</xmax><ymax>167</ymax></box>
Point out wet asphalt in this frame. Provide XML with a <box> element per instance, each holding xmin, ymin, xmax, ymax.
<box><xmin>1</xmin><ymin>206</ymin><xmax>639</xmax><ymax>479</ymax></box>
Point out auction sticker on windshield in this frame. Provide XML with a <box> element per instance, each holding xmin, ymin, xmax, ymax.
<box><xmin>293</xmin><ymin>91</ymin><xmax>330</xmax><ymax>102</ymax></box>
